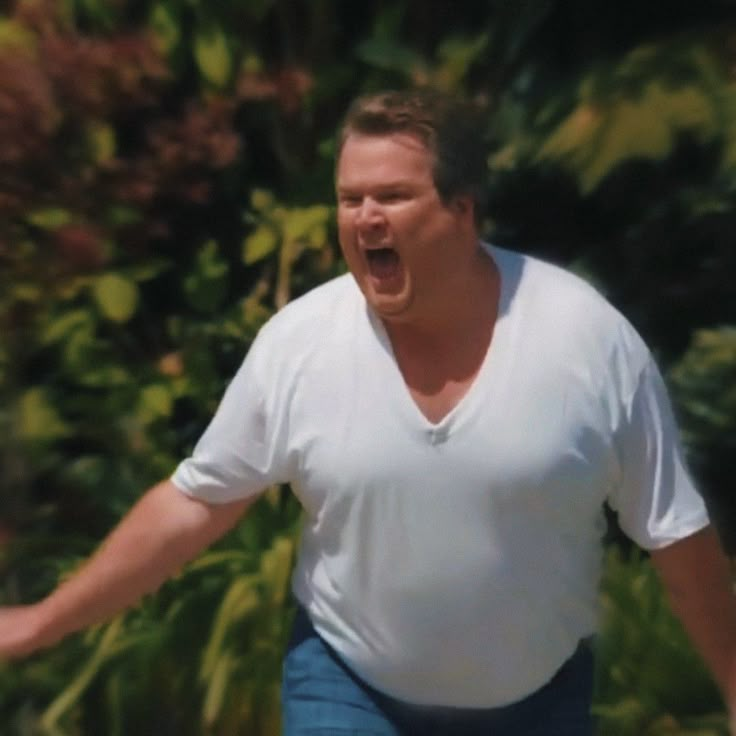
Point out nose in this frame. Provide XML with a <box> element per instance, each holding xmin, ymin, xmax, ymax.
<box><xmin>355</xmin><ymin>197</ymin><xmax>384</xmax><ymax>228</ymax></box>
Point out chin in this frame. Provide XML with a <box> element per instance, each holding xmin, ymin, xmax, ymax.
<box><xmin>371</xmin><ymin>298</ymin><xmax>413</xmax><ymax>321</ymax></box>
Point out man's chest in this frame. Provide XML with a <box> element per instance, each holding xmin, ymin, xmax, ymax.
<box><xmin>285</xmin><ymin>348</ymin><xmax>617</xmax><ymax>529</ymax></box>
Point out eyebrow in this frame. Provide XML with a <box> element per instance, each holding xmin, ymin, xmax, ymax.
<box><xmin>336</xmin><ymin>181</ymin><xmax>414</xmax><ymax>194</ymax></box>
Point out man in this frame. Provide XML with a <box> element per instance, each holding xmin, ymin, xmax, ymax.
<box><xmin>1</xmin><ymin>89</ymin><xmax>735</xmax><ymax>735</ymax></box>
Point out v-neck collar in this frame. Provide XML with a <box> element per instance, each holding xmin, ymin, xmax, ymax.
<box><xmin>364</xmin><ymin>244</ymin><xmax>518</xmax><ymax>439</ymax></box>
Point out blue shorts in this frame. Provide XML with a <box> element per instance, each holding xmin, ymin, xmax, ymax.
<box><xmin>282</xmin><ymin>607</ymin><xmax>595</xmax><ymax>735</ymax></box>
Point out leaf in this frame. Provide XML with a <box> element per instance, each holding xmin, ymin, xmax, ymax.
<box><xmin>148</xmin><ymin>2</ymin><xmax>180</xmax><ymax>55</ymax></box>
<box><xmin>202</xmin><ymin>652</ymin><xmax>235</xmax><ymax>726</ymax></box>
<box><xmin>243</xmin><ymin>224</ymin><xmax>278</xmax><ymax>264</ymax></box>
<box><xmin>60</xmin><ymin>321</ymin><xmax>96</xmax><ymax>372</ymax></box>
<box><xmin>280</xmin><ymin>205</ymin><xmax>330</xmax><ymax>243</ymax></box>
<box><xmin>659</xmin><ymin>84</ymin><xmax>715</xmax><ymax>136</ymax></box>
<box><xmin>0</xmin><ymin>19</ymin><xmax>37</xmax><ymax>52</ymax></box>
<box><xmin>91</xmin><ymin>274</ymin><xmax>139</xmax><ymax>323</ymax></box>
<box><xmin>198</xmin><ymin>240</ymin><xmax>228</xmax><ymax>278</ymax></box>
<box><xmin>16</xmin><ymin>388</ymin><xmax>70</xmax><ymax>441</ymax></box>
<box><xmin>201</xmin><ymin>576</ymin><xmax>261</xmax><ymax>681</ymax></box>
<box><xmin>87</xmin><ymin>121</ymin><xmax>116</xmax><ymax>163</ymax></box>
<box><xmin>136</xmin><ymin>384</ymin><xmax>174</xmax><ymax>424</ymax></box>
<box><xmin>8</xmin><ymin>282</ymin><xmax>43</xmax><ymax>304</ymax></box>
<box><xmin>184</xmin><ymin>240</ymin><xmax>229</xmax><ymax>312</ymax></box>
<box><xmin>435</xmin><ymin>33</ymin><xmax>488</xmax><ymax>87</ymax></box>
<box><xmin>185</xmin><ymin>550</ymin><xmax>252</xmax><ymax>573</ymax></box>
<box><xmin>259</xmin><ymin>536</ymin><xmax>293</xmax><ymax>605</ymax></box>
<box><xmin>307</xmin><ymin>223</ymin><xmax>327</xmax><ymax>250</ymax></box>
<box><xmin>250</xmin><ymin>188</ymin><xmax>275</xmax><ymax>212</ymax></box>
<box><xmin>41</xmin><ymin>617</ymin><xmax>126</xmax><ymax>731</ymax></box>
<box><xmin>194</xmin><ymin>24</ymin><xmax>231</xmax><ymax>88</ymax></box>
<box><xmin>125</xmin><ymin>258</ymin><xmax>172</xmax><ymax>281</ymax></box>
<box><xmin>27</xmin><ymin>208</ymin><xmax>73</xmax><ymax>229</ymax></box>
<box><xmin>41</xmin><ymin>309</ymin><xmax>93</xmax><ymax>345</ymax></box>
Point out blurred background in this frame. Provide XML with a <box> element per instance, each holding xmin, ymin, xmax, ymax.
<box><xmin>0</xmin><ymin>0</ymin><xmax>735</xmax><ymax>733</ymax></box>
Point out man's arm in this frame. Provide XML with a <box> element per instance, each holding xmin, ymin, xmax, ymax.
<box><xmin>0</xmin><ymin>479</ymin><xmax>255</xmax><ymax>659</ymax></box>
<box><xmin>650</xmin><ymin>525</ymin><xmax>736</xmax><ymax>726</ymax></box>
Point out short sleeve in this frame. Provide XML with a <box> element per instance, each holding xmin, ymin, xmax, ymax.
<box><xmin>607</xmin><ymin>357</ymin><xmax>710</xmax><ymax>549</ymax></box>
<box><xmin>171</xmin><ymin>325</ymin><xmax>292</xmax><ymax>504</ymax></box>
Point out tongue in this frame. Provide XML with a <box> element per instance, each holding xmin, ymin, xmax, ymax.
<box><xmin>368</xmin><ymin>249</ymin><xmax>400</xmax><ymax>280</ymax></box>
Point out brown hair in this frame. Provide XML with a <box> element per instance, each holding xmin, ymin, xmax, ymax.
<box><xmin>338</xmin><ymin>89</ymin><xmax>487</xmax><ymax>225</ymax></box>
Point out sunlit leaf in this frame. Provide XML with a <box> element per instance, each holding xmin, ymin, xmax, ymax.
<box><xmin>41</xmin><ymin>309</ymin><xmax>94</xmax><ymax>344</ymax></box>
<box><xmin>41</xmin><ymin>617</ymin><xmax>126</xmax><ymax>731</ymax></box>
<box><xmin>435</xmin><ymin>33</ymin><xmax>488</xmax><ymax>87</ymax></box>
<box><xmin>27</xmin><ymin>208</ymin><xmax>73</xmax><ymax>229</ymax></box>
<box><xmin>16</xmin><ymin>388</ymin><xmax>70</xmax><ymax>441</ymax></box>
<box><xmin>259</xmin><ymin>536</ymin><xmax>293</xmax><ymax>606</ymax></box>
<box><xmin>136</xmin><ymin>384</ymin><xmax>174</xmax><ymax>424</ymax></box>
<box><xmin>659</xmin><ymin>84</ymin><xmax>715</xmax><ymax>136</ymax></box>
<box><xmin>0</xmin><ymin>18</ymin><xmax>37</xmax><ymax>52</ymax></box>
<box><xmin>250</xmin><ymin>188</ymin><xmax>275</xmax><ymax>212</ymax></box>
<box><xmin>194</xmin><ymin>24</ymin><xmax>231</xmax><ymax>88</ymax></box>
<box><xmin>201</xmin><ymin>576</ymin><xmax>261</xmax><ymax>681</ymax></box>
<box><xmin>87</xmin><ymin>121</ymin><xmax>116</xmax><ymax>163</ymax></box>
<box><xmin>125</xmin><ymin>258</ymin><xmax>172</xmax><ymax>280</ymax></box>
<box><xmin>8</xmin><ymin>282</ymin><xmax>43</xmax><ymax>304</ymax></box>
<box><xmin>202</xmin><ymin>652</ymin><xmax>235</xmax><ymax>726</ymax></box>
<box><xmin>91</xmin><ymin>273</ymin><xmax>139</xmax><ymax>323</ymax></box>
<box><xmin>79</xmin><ymin>364</ymin><xmax>131</xmax><ymax>388</ymax></box>
<box><xmin>307</xmin><ymin>223</ymin><xmax>327</xmax><ymax>249</ymax></box>
<box><xmin>281</xmin><ymin>205</ymin><xmax>330</xmax><ymax>243</ymax></box>
<box><xmin>243</xmin><ymin>224</ymin><xmax>278</xmax><ymax>264</ymax></box>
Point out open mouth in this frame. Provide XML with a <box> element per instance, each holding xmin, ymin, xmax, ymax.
<box><xmin>365</xmin><ymin>247</ymin><xmax>401</xmax><ymax>280</ymax></box>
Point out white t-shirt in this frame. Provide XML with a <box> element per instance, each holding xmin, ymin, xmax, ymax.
<box><xmin>172</xmin><ymin>244</ymin><xmax>709</xmax><ymax>708</ymax></box>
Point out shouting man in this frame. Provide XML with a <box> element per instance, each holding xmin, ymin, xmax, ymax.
<box><xmin>2</xmin><ymin>90</ymin><xmax>735</xmax><ymax>735</ymax></box>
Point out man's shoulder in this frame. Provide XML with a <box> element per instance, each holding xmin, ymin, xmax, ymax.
<box><xmin>258</xmin><ymin>272</ymin><xmax>361</xmax><ymax>347</ymax></box>
<box><xmin>496</xmin><ymin>246</ymin><xmax>606</xmax><ymax>305</ymax></box>
<box><xmin>493</xmin><ymin>245</ymin><xmax>650</xmax><ymax>371</ymax></box>
<box><xmin>494</xmin><ymin>245</ymin><xmax>624</xmax><ymax>324</ymax></box>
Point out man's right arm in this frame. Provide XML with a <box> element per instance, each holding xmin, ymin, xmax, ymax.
<box><xmin>0</xmin><ymin>479</ymin><xmax>255</xmax><ymax>659</ymax></box>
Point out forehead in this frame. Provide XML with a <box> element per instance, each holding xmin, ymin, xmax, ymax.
<box><xmin>336</xmin><ymin>132</ymin><xmax>435</xmax><ymax>187</ymax></box>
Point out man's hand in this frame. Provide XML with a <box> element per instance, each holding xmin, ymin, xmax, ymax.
<box><xmin>0</xmin><ymin>604</ymin><xmax>53</xmax><ymax>660</ymax></box>
<box><xmin>0</xmin><ymin>480</ymin><xmax>254</xmax><ymax>661</ymax></box>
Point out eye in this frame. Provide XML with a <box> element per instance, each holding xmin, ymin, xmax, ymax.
<box><xmin>338</xmin><ymin>194</ymin><xmax>362</xmax><ymax>207</ymax></box>
<box><xmin>378</xmin><ymin>191</ymin><xmax>403</xmax><ymax>203</ymax></box>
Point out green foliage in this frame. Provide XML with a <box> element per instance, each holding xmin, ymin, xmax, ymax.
<box><xmin>1</xmin><ymin>0</ymin><xmax>735</xmax><ymax>733</ymax></box>
<box><xmin>0</xmin><ymin>492</ymin><xmax>301</xmax><ymax>736</ymax></box>
<box><xmin>669</xmin><ymin>328</ymin><xmax>736</xmax><ymax>548</ymax></box>
<box><xmin>595</xmin><ymin>548</ymin><xmax>728</xmax><ymax>736</ymax></box>
<box><xmin>671</xmin><ymin>328</ymin><xmax>736</xmax><ymax>450</ymax></box>
<box><xmin>531</xmin><ymin>40</ymin><xmax>728</xmax><ymax>193</ymax></box>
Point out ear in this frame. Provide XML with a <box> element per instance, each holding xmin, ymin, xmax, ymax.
<box><xmin>449</xmin><ymin>195</ymin><xmax>475</xmax><ymax>225</ymax></box>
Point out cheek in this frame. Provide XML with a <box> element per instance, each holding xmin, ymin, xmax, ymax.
<box><xmin>336</xmin><ymin>212</ymin><xmax>355</xmax><ymax>241</ymax></box>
